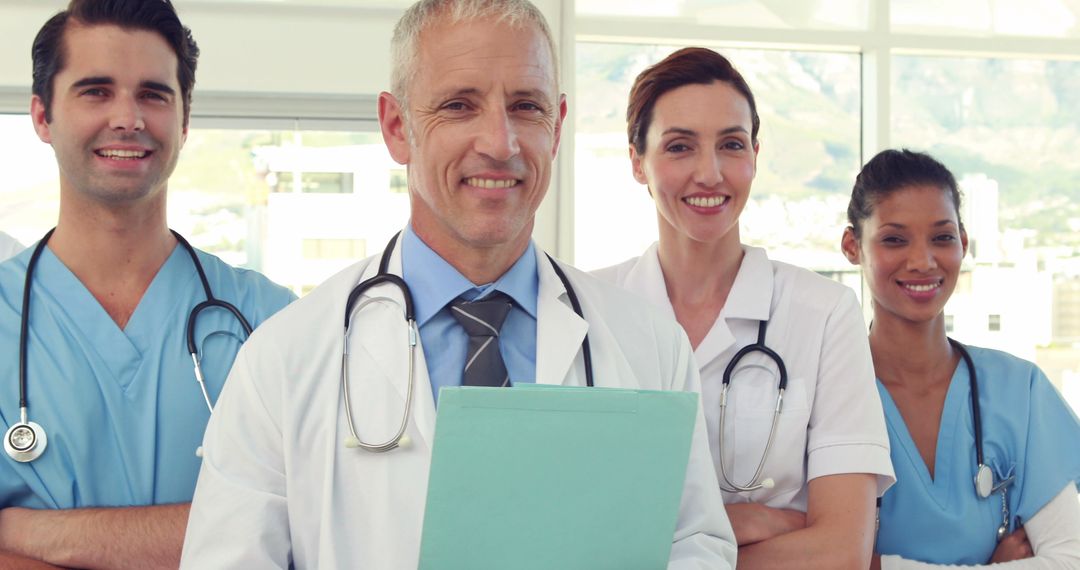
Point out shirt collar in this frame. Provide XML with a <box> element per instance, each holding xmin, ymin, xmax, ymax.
<box><xmin>721</xmin><ymin>244</ymin><xmax>773</xmax><ymax>322</ymax></box>
<box><xmin>401</xmin><ymin>225</ymin><xmax>538</xmax><ymax>326</ymax></box>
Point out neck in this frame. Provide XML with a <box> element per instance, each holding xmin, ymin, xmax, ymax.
<box><xmin>656</xmin><ymin>223</ymin><xmax>743</xmax><ymax>307</ymax></box>
<box><xmin>48</xmin><ymin>198</ymin><xmax>176</xmax><ymax>328</ymax></box>
<box><xmin>869</xmin><ymin>313</ymin><xmax>956</xmax><ymax>390</ymax></box>
<box><xmin>412</xmin><ymin>224</ymin><xmax>531</xmax><ymax>286</ymax></box>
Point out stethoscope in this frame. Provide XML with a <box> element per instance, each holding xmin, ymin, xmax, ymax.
<box><xmin>952</xmin><ymin>338</ymin><xmax>1016</xmax><ymax>541</ymax></box>
<box><xmin>875</xmin><ymin>339</ymin><xmax>1016</xmax><ymax>543</ymax></box>
<box><xmin>5</xmin><ymin>228</ymin><xmax>253</xmax><ymax>463</ymax></box>
<box><xmin>716</xmin><ymin>319</ymin><xmax>785</xmax><ymax>493</ymax></box>
<box><xmin>339</xmin><ymin>232</ymin><xmax>594</xmax><ymax>453</ymax></box>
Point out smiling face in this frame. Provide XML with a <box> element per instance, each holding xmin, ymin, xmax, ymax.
<box><xmin>379</xmin><ymin>16</ymin><xmax>565</xmax><ymax>261</ymax></box>
<box><xmin>842</xmin><ymin>184</ymin><xmax>968</xmax><ymax>327</ymax></box>
<box><xmin>631</xmin><ymin>80</ymin><xmax>758</xmax><ymax>250</ymax></box>
<box><xmin>31</xmin><ymin>23</ymin><xmax>186</xmax><ymax>210</ymax></box>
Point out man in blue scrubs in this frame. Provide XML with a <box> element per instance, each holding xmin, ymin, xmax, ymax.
<box><xmin>0</xmin><ymin>1</ymin><xmax>294</xmax><ymax>567</ymax></box>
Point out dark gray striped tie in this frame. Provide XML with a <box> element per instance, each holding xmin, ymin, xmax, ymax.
<box><xmin>450</xmin><ymin>292</ymin><xmax>513</xmax><ymax>388</ymax></box>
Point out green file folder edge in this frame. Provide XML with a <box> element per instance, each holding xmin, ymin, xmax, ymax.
<box><xmin>419</xmin><ymin>385</ymin><xmax>698</xmax><ymax>570</ymax></box>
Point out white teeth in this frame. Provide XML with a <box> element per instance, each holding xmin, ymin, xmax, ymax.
<box><xmin>97</xmin><ymin>149</ymin><xmax>147</xmax><ymax>159</ymax></box>
<box><xmin>465</xmin><ymin>177</ymin><xmax>518</xmax><ymax>189</ymax></box>
<box><xmin>684</xmin><ymin>195</ymin><xmax>728</xmax><ymax>208</ymax></box>
<box><xmin>904</xmin><ymin>282</ymin><xmax>940</xmax><ymax>292</ymax></box>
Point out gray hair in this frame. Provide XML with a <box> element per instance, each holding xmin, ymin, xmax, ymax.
<box><xmin>390</xmin><ymin>0</ymin><xmax>560</xmax><ymax>109</ymax></box>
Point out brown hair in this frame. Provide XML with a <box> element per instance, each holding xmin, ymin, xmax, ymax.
<box><xmin>32</xmin><ymin>0</ymin><xmax>199</xmax><ymax>125</ymax></box>
<box><xmin>626</xmin><ymin>47</ymin><xmax>760</xmax><ymax>154</ymax></box>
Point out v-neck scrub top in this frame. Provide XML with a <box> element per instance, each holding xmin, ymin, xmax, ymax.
<box><xmin>0</xmin><ymin>243</ymin><xmax>294</xmax><ymax>509</ymax></box>
<box><xmin>594</xmin><ymin>243</ymin><xmax>895</xmax><ymax>510</ymax></box>
<box><xmin>876</xmin><ymin>345</ymin><xmax>1080</xmax><ymax>565</ymax></box>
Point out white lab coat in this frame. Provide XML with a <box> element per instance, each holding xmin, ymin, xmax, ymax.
<box><xmin>593</xmin><ymin>243</ymin><xmax>895</xmax><ymax>511</ymax></box>
<box><xmin>181</xmin><ymin>241</ymin><xmax>737</xmax><ymax>569</ymax></box>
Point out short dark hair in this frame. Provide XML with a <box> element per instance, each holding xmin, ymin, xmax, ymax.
<box><xmin>847</xmin><ymin>148</ymin><xmax>963</xmax><ymax>239</ymax></box>
<box><xmin>31</xmin><ymin>0</ymin><xmax>199</xmax><ymax>125</ymax></box>
<box><xmin>626</xmin><ymin>47</ymin><xmax>760</xmax><ymax>155</ymax></box>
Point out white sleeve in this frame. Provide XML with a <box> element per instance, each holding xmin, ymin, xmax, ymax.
<box><xmin>881</xmin><ymin>483</ymin><xmax>1080</xmax><ymax>569</ymax></box>
<box><xmin>806</xmin><ymin>289</ymin><xmax>895</xmax><ymax>494</ymax></box>
<box><xmin>180</xmin><ymin>344</ymin><xmax>292</xmax><ymax>569</ymax></box>
<box><xmin>666</xmin><ymin>325</ymin><xmax>739</xmax><ymax>570</ymax></box>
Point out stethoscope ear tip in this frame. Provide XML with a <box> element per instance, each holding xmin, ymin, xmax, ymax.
<box><xmin>398</xmin><ymin>434</ymin><xmax>411</xmax><ymax>449</ymax></box>
<box><xmin>343</xmin><ymin>436</ymin><xmax>361</xmax><ymax>449</ymax></box>
<box><xmin>195</xmin><ymin>446</ymin><xmax>204</xmax><ymax>458</ymax></box>
<box><xmin>760</xmin><ymin>477</ymin><xmax>775</xmax><ymax>489</ymax></box>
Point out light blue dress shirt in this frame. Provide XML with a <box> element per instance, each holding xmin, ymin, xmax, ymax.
<box><xmin>875</xmin><ymin>345</ymin><xmax>1080</xmax><ymax>565</ymax></box>
<box><xmin>401</xmin><ymin>226</ymin><xmax>538</xmax><ymax>405</ymax></box>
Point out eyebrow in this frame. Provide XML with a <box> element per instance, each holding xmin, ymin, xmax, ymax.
<box><xmin>435</xmin><ymin>87</ymin><xmax>553</xmax><ymax>104</ymax></box>
<box><xmin>881</xmin><ymin>219</ymin><xmax>958</xmax><ymax>229</ymax></box>
<box><xmin>70</xmin><ymin>76</ymin><xmax>176</xmax><ymax>95</ymax></box>
<box><xmin>661</xmin><ymin>126</ymin><xmax>749</xmax><ymax>137</ymax></box>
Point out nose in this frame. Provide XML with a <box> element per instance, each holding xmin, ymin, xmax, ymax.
<box><xmin>108</xmin><ymin>94</ymin><xmax>145</xmax><ymax>132</ymax></box>
<box><xmin>693</xmin><ymin>150</ymin><xmax>724</xmax><ymax>187</ymax></box>
<box><xmin>474</xmin><ymin>109</ymin><xmax>520</xmax><ymax>162</ymax></box>
<box><xmin>906</xmin><ymin>241</ymin><xmax>938</xmax><ymax>272</ymax></box>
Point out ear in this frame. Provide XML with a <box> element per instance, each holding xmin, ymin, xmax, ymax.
<box><xmin>551</xmin><ymin>93</ymin><xmax>567</xmax><ymax>158</ymax></box>
<box><xmin>30</xmin><ymin>95</ymin><xmax>52</xmax><ymax>144</ymax></box>
<box><xmin>960</xmin><ymin>226</ymin><xmax>969</xmax><ymax>257</ymax></box>
<box><xmin>378</xmin><ymin>91</ymin><xmax>410</xmax><ymax>165</ymax></box>
<box><xmin>752</xmin><ymin>139</ymin><xmax>761</xmax><ymax>170</ymax></box>
<box><xmin>840</xmin><ymin>226</ymin><xmax>861</xmax><ymax>265</ymax></box>
<box><xmin>629</xmin><ymin>145</ymin><xmax>648</xmax><ymax>185</ymax></box>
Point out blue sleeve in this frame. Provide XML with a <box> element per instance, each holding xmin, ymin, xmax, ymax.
<box><xmin>1015</xmin><ymin>365</ymin><xmax>1080</xmax><ymax>521</ymax></box>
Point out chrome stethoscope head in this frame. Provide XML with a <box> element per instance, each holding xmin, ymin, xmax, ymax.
<box><xmin>4</xmin><ymin>407</ymin><xmax>47</xmax><ymax>463</ymax></box>
<box><xmin>716</xmin><ymin>320</ymin><xmax>786</xmax><ymax>494</ymax></box>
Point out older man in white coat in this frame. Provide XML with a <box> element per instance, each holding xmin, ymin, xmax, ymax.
<box><xmin>180</xmin><ymin>0</ymin><xmax>737</xmax><ymax>568</ymax></box>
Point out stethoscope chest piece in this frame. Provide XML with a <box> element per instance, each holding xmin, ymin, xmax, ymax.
<box><xmin>974</xmin><ymin>463</ymin><xmax>994</xmax><ymax>499</ymax></box>
<box><xmin>5</xmin><ymin>420</ymin><xmax>47</xmax><ymax>463</ymax></box>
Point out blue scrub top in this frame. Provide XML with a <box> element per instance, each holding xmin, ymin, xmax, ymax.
<box><xmin>876</xmin><ymin>345</ymin><xmax>1080</xmax><ymax>565</ymax></box>
<box><xmin>0</xmin><ymin>243</ymin><xmax>294</xmax><ymax>509</ymax></box>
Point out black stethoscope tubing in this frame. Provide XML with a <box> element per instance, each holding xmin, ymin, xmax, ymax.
<box><xmin>11</xmin><ymin>228</ymin><xmax>250</xmax><ymax>463</ymax></box>
<box><xmin>346</xmin><ymin>232</ymin><xmax>594</xmax><ymax>388</ymax></box>
<box><xmin>951</xmin><ymin>338</ymin><xmax>985</xmax><ymax>468</ymax></box>
<box><xmin>716</xmin><ymin>319</ymin><xmax>785</xmax><ymax>493</ymax></box>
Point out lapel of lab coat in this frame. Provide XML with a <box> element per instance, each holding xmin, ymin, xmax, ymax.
<box><xmin>534</xmin><ymin>249</ymin><xmax>589</xmax><ymax>387</ymax></box>
<box><xmin>350</xmin><ymin>237</ymin><xmax>438</xmax><ymax>452</ymax></box>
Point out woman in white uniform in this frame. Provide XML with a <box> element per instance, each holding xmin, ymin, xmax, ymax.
<box><xmin>592</xmin><ymin>47</ymin><xmax>895</xmax><ymax>568</ymax></box>
<box><xmin>841</xmin><ymin>149</ymin><xmax>1080</xmax><ymax>569</ymax></box>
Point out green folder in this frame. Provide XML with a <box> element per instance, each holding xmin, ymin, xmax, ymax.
<box><xmin>418</xmin><ymin>385</ymin><xmax>698</xmax><ymax>570</ymax></box>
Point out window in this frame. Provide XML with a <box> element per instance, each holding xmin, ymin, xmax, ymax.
<box><xmin>0</xmin><ymin>119</ymin><xmax>409</xmax><ymax>296</ymax></box>
<box><xmin>989</xmin><ymin>314</ymin><xmax>1002</xmax><ymax>332</ymax></box>
<box><xmin>302</xmin><ymin>238</ymin><xmax>367</xmax><ymax>259</ymax></box>
<box><xmin>389</xmin><ymin>169</ymin><xmax>408</xmax><ymax>194</ymax></box>
<box><xmin>272</xmin><ymin>172</ymin><xmax>353</xmax><ymax>194</ymax></box>
<box><xmin>945</xmin><ymin>314</ymin><xmax>955</xmax><ymax>333</ymax></box>
<box><xmin>892</xmin><ymin>0</ymin><xmax>1080</xmax><ymax>38</ymax></box>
